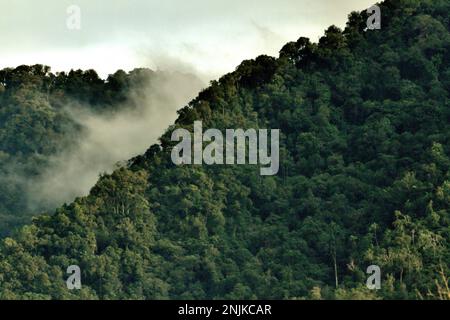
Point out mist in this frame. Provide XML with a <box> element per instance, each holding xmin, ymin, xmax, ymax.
<box><xmin>25</xmin><ymin>70</ymin><xmax>205</xmax><ymax>211</ymax></box>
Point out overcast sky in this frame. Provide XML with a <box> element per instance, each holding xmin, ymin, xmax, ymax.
<box><xmin>0</xmin><ymin>0</ymin><xmax>376</xmax><ymax>80</ymax></box>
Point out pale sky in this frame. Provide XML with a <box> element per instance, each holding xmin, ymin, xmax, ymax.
<box><xmin>0</xmin><ymin>0</ymin><xmax>376</xmax><ymax>80</ymax></box>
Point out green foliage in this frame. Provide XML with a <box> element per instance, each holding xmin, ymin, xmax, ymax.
<box><xmin>0</xmin><ymin>67</ymin><xmax>180</xmax><ymax>236</ymax></box>
<box><xmin>0</xmin><ymin>0</ymin><xmax>449</xmax><ymax>299</ymax></box>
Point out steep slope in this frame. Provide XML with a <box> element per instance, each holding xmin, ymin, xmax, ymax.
<box><xmin>0</xmin><ymin>67</ymin><xmax>203</xmax><ymax>236</ymax></box>
<box><xmin>0</xmin><ymin>0</ymin><xmax>449</xmax><ymax>299</ymax></box>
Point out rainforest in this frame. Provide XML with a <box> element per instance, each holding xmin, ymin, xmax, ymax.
<box><xmin>0</xmin><ymin>0</ymin><xmax>449</xmax><ymax>300</ymax></box>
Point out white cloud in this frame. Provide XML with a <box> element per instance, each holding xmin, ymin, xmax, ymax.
<box><xmin>0</xmin><ymin>0</ymin><xmax>377</xmax><ymax>79</ymax></box>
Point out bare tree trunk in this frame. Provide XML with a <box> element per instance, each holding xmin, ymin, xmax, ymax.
<box><xmin>333</xmin><ymin>250</ymin><xmax>338</xmax><ymax>288</ymax></box>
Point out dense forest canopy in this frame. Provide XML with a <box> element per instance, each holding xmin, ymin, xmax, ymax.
<box><xmin>0</xmin><ymin>0</ymin><xmax>449</xmax><ymax>299</ymax></box>
<box><xmin>0</xmin><ymin>67</ymin><xmax>202</xmax><ymax>236</ymax></box>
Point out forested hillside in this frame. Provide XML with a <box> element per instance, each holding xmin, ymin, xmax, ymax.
<box><xmin>0</xmin><ymin>0</ymin><xmax>449</xmax><ymax>299</ymax></box>
<box><xmin>0</xmin><ymin>67</ymin><xmax>202</xmax><ymax>235</ymax></box>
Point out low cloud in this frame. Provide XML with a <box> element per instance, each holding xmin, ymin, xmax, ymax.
<box><xmin>26</xmin><ymin>70</ymin><xmax>205</xmax><ymax>211</ymax></box>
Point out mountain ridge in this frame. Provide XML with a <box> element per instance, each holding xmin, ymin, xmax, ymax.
<box><xmin>0</xmin><ymin>0</ymin><xmax>449</xmax><ymax>299</ymax></box>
